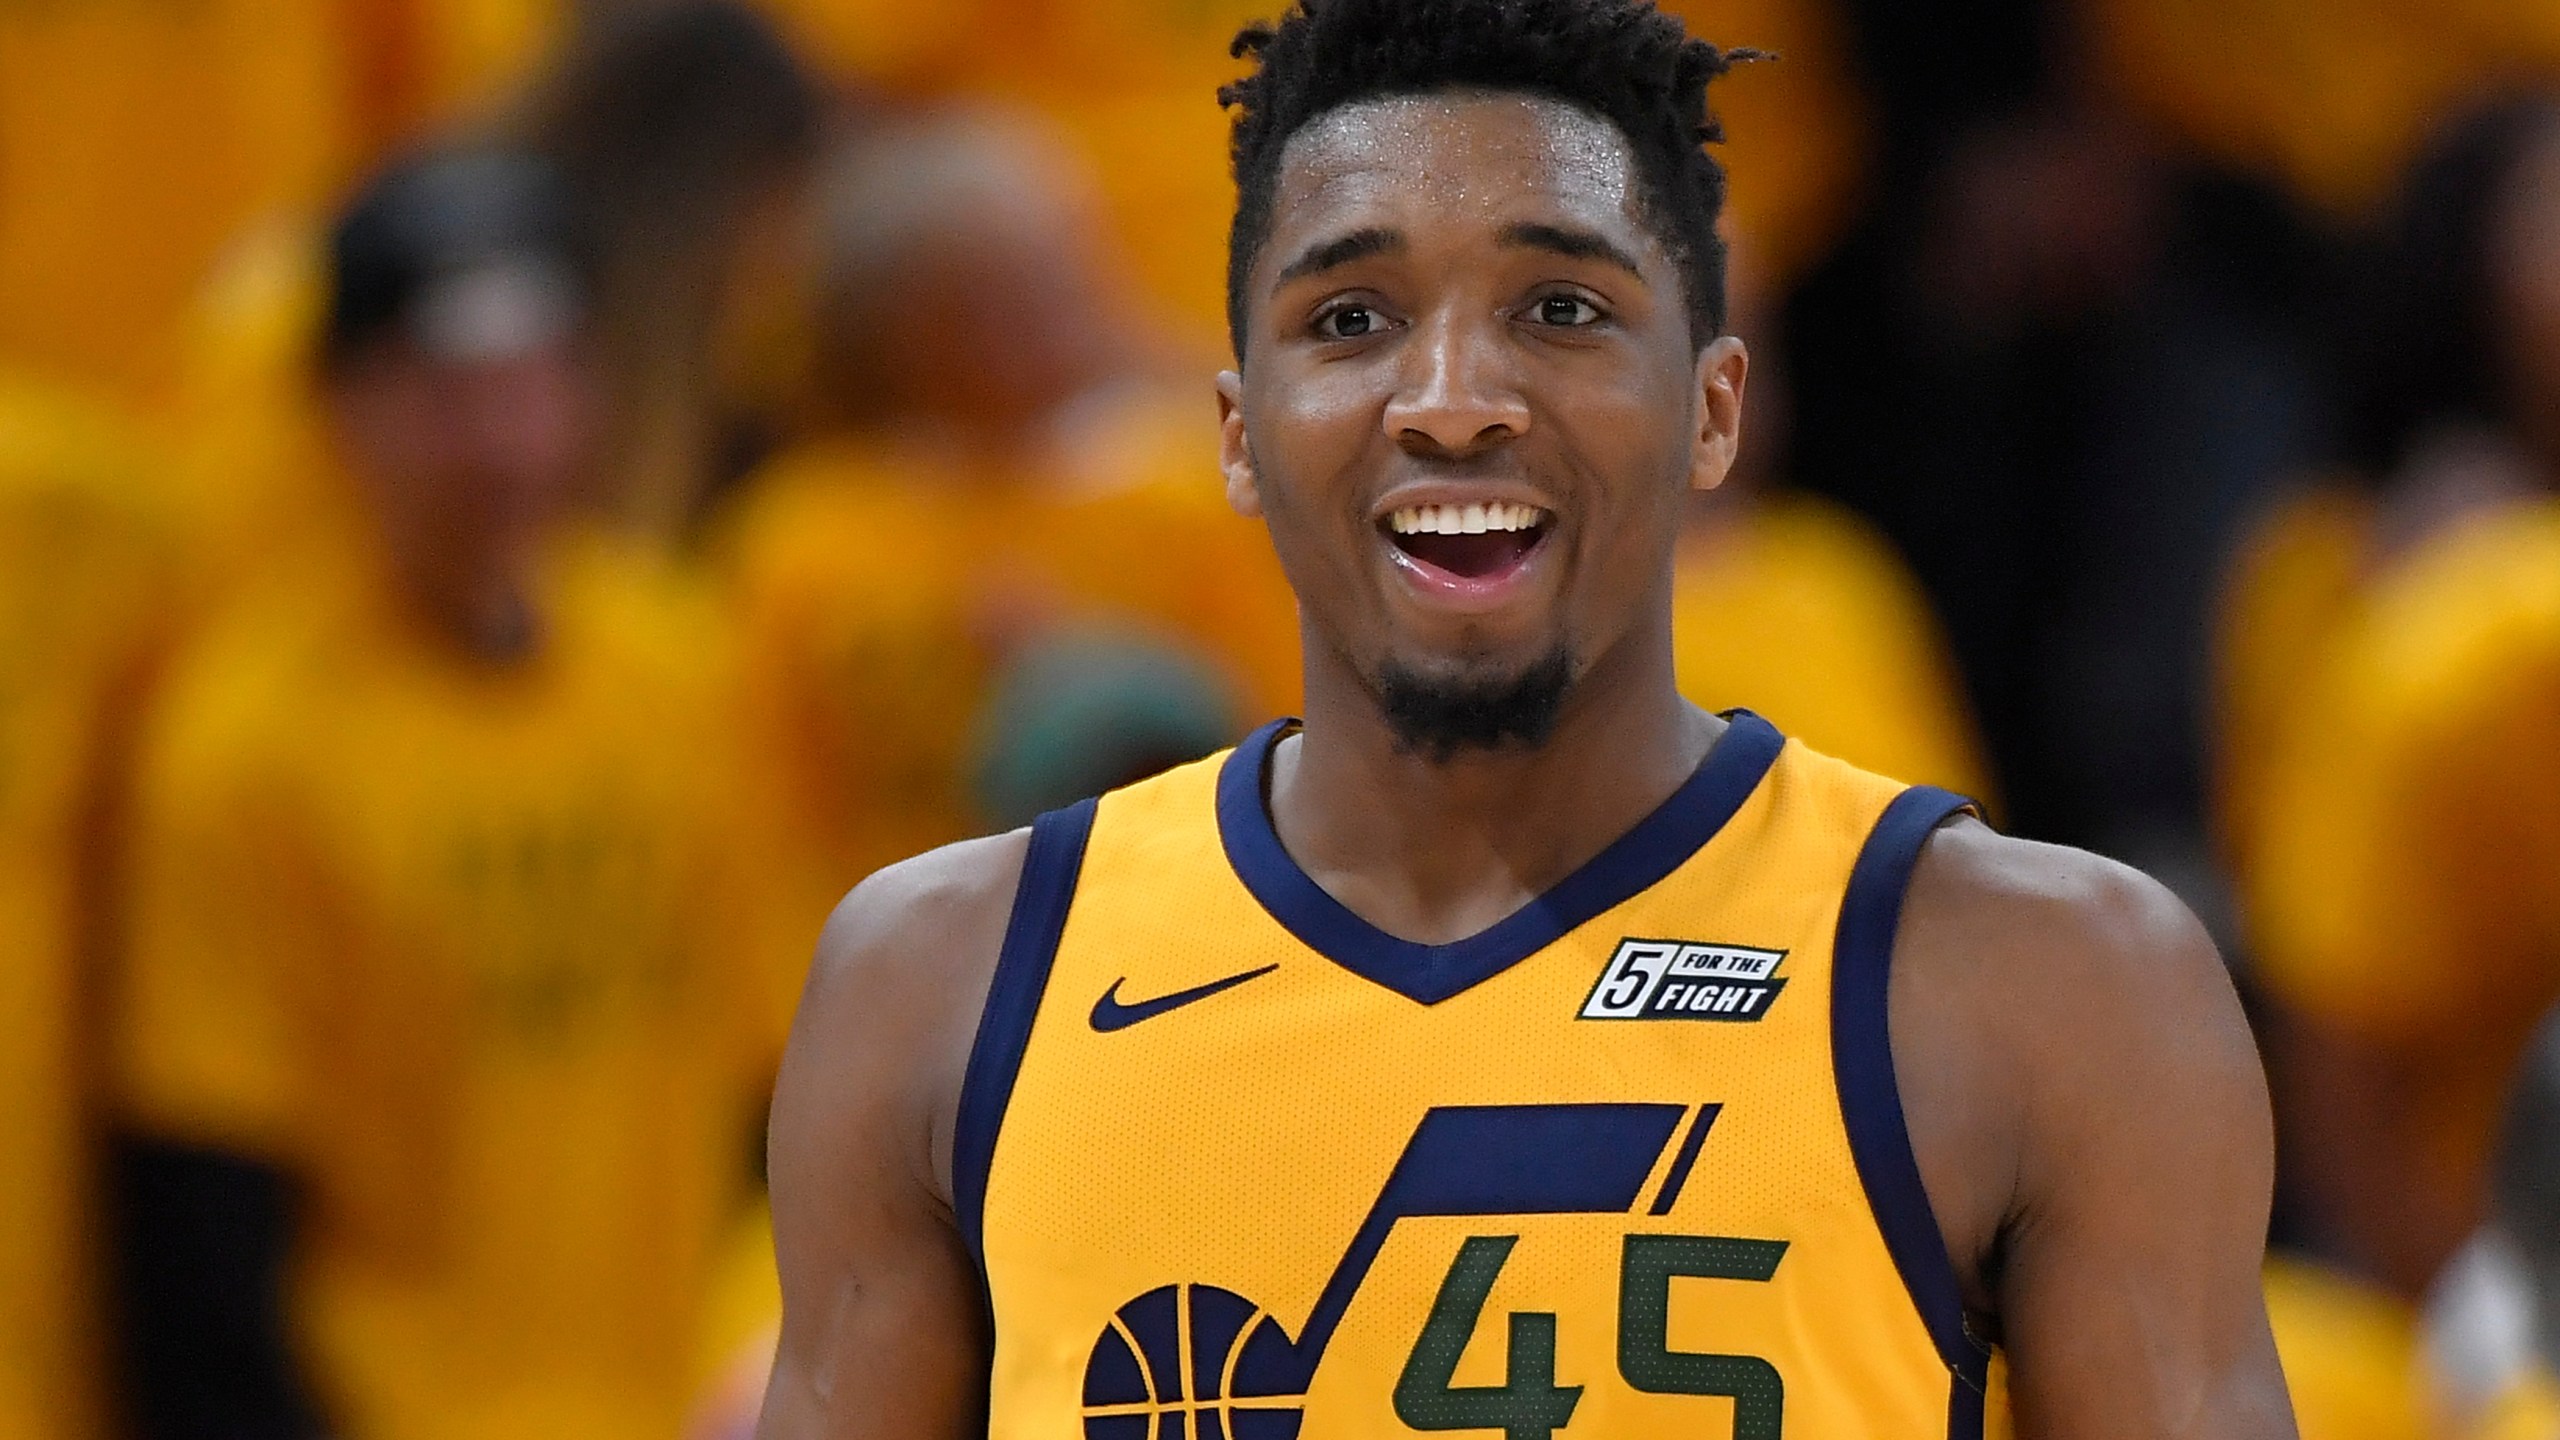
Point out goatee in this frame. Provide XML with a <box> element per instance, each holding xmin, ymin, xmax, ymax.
<box><xmin>1373</xmin><ymin>645</ymin><xmax>1575</xmax><ymax>763</ymax></box>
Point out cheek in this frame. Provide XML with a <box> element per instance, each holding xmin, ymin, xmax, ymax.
<box><xmin>1553</xmin><ymin>367</ymin><xmax>1695</xmax><ymax>516</ymax></box>
<box><xmin>1245</xmin><ymin>367</ymin><xmax>1381</xmax><ymax>540</ymax></box>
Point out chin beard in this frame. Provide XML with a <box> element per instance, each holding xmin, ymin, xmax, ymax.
<box><xmin>1373</xmin><ymin>645</ymin><xmax>1576</xmax><ymax>763</ymax></box>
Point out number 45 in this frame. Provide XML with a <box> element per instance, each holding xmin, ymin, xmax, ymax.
<box><xmin>1393</xmin><ymin>1233</ymin><xmax>1789</xmax><ymax>1440</ymax></box>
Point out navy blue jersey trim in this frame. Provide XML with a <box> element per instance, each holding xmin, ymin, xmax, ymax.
<box><xmin>1948</xmin><ymin>1365</ymin><xmax>1988</xmax><ymax>1440</ymax></box>
<box><xmin>1830</xmin><ymin>783</ymin><xmax>1995</xmax><ymax>1399</ymax></box>
<box><xmin>1215</xmin><ymin>712</ymin><xmax>1787</xmax><ymax>1005</ymax></box>
<box><xmin>952</xmin><ymin>797</ymin><xmax>1100</xmax><ymax>1272</ymax></box>
<box><xmin>1647</xmin><ymin>1103</ymin><xmax>1720</xmax><ymax>1216</ymax></box>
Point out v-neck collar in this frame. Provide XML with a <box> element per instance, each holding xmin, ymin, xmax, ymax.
<box><xmin>1215</xmin><ymin>711</ymin><xmax>1787</xmax><ymax>1005</ymax></box>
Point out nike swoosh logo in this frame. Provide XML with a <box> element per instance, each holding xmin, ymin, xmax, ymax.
<box><xmin>1089</xmin><ymin>963</ymin><xmax>1281</xmax><ymax>1033</ymax></box>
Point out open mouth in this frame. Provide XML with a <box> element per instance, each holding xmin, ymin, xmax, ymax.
<box><xmin>1383</xmin><ymin>501</ymin><xmax>1552</xmax><ymax>581</ymax></box>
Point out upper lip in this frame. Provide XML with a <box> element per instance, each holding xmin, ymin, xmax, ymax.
<box><xmin>1368</xmin><ymin>479</ymin><xmax>1560</xmax><ymax>527</ymax></box>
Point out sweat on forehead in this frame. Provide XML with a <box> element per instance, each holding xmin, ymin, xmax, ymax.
<box><xmin>1273</xmin><ymin>92</ymin><xmax>1646</xmax><ymax>231</ymax></box>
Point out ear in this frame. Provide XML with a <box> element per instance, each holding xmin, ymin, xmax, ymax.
<box><xmin>1688</xmin><ymin>336</ymin><xmax>1749</xmax><ymax>493</ymax></box>
<box><xmin>1216</xmin><ymin>369</ymin><xmax>1264</xmax><ymax>518</ymax></box>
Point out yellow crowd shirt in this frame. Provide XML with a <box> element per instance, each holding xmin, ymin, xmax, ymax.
<box><xmin>0</xmin><ymin>376</ymin><xmax>174</xmax><ymax>1440</ymax></box>
<box><xmin>2260</xmin><ymin>1255</ymin><xmax>2435</xmax><ymax>1440</ymax></box>
<box><xmin>1672</xmin><ymin>495</ymin><xmax>1992</xmax><ymax>802</ymax></box>
<box><xmin>965</xmin><ymin>719</ymin><xmax>2006</xmax><ymax>1436</ymax></box>
<box><xmin>116</xmin><ymin>530</ymin><xmax>784</xmax><ymax>1440</ymax></box>
<box><xmin>719</xmin><ymin>422</ymin><xmax>1297</xmax><ymax>911</ymax></box>
<box><xmin>2211</xmin><ymin>485</ymin><xmax>2374</xmax><ymax>876</ymax></box>
<box><xmin>2251</xmin><ymin>505</ymin><xmax>2560</xmax><ymax>1235</ymax></box>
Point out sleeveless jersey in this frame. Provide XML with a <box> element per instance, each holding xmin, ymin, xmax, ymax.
<box><xmin>956</xmin><ymin>712</ymin><xmax>2000</xmax><ymax>1439</ymax></box>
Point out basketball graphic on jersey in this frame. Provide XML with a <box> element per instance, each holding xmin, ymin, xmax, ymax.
<box><xmin>1082</xmin><ymin>1283</ymin><xmax>1305</xmax><ymax>1439</ymax></box>
<box><xmin>1078</xmin><ymin>1102</ymin><xmax>1729</xmax><ymax>1440</ymax></box>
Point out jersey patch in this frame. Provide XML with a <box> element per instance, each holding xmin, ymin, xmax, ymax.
<box><xmin>1577</xmin><ymin>938</ymin><xmax>1789</xmax><ymax>1023</ymax></box>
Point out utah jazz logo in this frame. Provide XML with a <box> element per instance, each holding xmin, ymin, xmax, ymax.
<box><xmin>1080</xmin><ymin>1103</ymin><xmax>1788</xmax><ymax>1439</ymax></box>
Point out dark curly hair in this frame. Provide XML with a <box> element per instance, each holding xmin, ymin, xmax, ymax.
<box><xmin>1219</xmin><ymin>0</ymin><xmax>1757</xmax><ymax>359</ymax></box>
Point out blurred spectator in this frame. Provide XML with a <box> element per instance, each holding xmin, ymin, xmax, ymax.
<box><xmin>1787</xmin><ymin>0</ymin><xmax>2338</xmax><ymax>924</ymax></box>
<box><xmin>0</xmin><ymin>381</ymin><xmax>177</xmax><ymax>1438</ymax></box>
<box><xmin>2248</xmin><ymin>499</ymin><xmax>2560</xmax><ymax>1305</ymax></box>
<box><xmin>716</xmin><ymin>104</ymin><xmax>1297</xmax><ymax>929</ymax></box>
<box><xmin>2219</xmin><ymin>93</ymin><xmax>2560</xmax><ymax>873</ymax></box>
<box><xmin>2343</xmin><ymin>94</ymin><xmax>2560</xmax><ymax>528</ymax></box>
<box><xmin>109</xmin><ymin>147</ymin><xmax>782</xmax><ymax>1440</ymax></box>
<box><xmin>520</xmin><ymin>0</ymin><xmax>826</xmax><ymax>539</ymax></box>
<box><xmin>2239</xmin><ymin>92</ymin><xmax>2560</xmax><ymax>1309</ymax></box>
<box><xmin>1671</xmin><ymin>262</ymin><xmax>1991</xmax><ymax>798</ymax></box>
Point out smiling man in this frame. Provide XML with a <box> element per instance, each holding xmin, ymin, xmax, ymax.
<box><xmin>757</xmin><ymin>2</ymin><xmax>2296</xmax><ymax>1436</ymax></box>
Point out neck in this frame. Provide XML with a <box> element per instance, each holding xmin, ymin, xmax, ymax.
<box><xmin>1272</xmin><ymin>615</ymin><xmax>1717</xmax><ymax>945</ymax></box>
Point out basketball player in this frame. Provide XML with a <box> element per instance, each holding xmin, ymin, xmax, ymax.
<box><xmin>760</xmin><ymin>1</ymin><xmax>2296</xmax><ymax>1434</ymax></box>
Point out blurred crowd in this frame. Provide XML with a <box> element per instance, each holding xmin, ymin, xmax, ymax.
<box><xmin>6</xmin><ymin>0</ymin><xmax>2560</xmax><ymax>1437</ymax></box>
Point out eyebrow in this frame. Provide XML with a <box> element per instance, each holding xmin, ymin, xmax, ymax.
<box><xmin>1499</xmin><ymin>222</ymin><xmax>1646</xmax><ymax>279</ymax></box>
<box><xmin>1272</xmin><ymin>227</ymin><xmax>1404</xmax><ymax>288</ymax></box>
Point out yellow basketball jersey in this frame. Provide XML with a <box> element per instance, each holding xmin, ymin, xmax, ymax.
<box><xmin>964</xmin><ymin>713</ymin><xmax>2000</xmax><ymax>1439</ymax></box>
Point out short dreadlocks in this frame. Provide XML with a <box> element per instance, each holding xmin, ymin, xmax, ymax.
<box><xmin>1219</xmin><ymin>0</ymin><xmax>1757</xmax><ymax>359</ymax></box>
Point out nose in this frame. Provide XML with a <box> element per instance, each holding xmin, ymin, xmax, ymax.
<box><xmin>1382</xmin><ymin>308</ymin><xmax>1530</xmax><ymax>457</ymax></box>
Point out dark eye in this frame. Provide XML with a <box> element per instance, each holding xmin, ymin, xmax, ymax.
<box><xmin>1535</xmin><ymin>295</ymin><xmax>1601</xmax><ymax>326</ymax></box>
<box><xmin>1319</xmin><ymin>304</ymin><xmax>1378</xmax><ymax>340</ymax></box>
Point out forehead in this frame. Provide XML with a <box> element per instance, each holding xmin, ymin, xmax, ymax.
<box><xmin>1262</xmin><ymin>91</ymin><xmax>1655</xmax><ymax>266</ymax></box>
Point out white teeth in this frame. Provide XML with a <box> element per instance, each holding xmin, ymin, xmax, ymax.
<box><xmin>1388</xmin><ymin>502</ymin><xmax>1548</xmax><ymax>535</ymax></box>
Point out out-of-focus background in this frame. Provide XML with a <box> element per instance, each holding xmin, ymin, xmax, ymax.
<box><xmin>8</xmin><ymin>0</ymin><xmax>2560</xmax><ymax>1436</ymax></box>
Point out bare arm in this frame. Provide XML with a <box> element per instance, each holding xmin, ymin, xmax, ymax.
<box><xmin>1896</xmin><ymin>821</ymin><xmax>2295</xmax><ymax>1437</ymax></box>
<box><xmin>757</xmin><ymin>831</ymin><xmax>1030</xmax><ymax>1440</ymax></box>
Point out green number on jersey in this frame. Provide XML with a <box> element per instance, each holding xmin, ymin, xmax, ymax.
<box><xmin>1394</xmin><ymin>1235</ymin><xmax>1584</xmax><ymax>1440</ymax></box>
<box><xmin>1618</xmin><ymin>1234</ymin><xmax>1790</xmax><ymax>1438</ymax></box>
<box><xmin>1395</xmin><ymin>1233</ymin><xmax>1788</xmax><ymax>1437</ymax></box>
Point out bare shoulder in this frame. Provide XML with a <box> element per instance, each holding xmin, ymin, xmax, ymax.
<box><xmin>780</xmin><ymin>829</ymin><xmax>1034</xmax><ymax>1209</ymax></box>
<box><xmin>803</xmin><ymin>829</ymin><xmax>1034</xmax><ymax>1009</ymax></box>
<box><xmin>1899</xmin><ymin>816</ymin><xmax>2236</xmax><ymax>1010</ymax></box>
<box><xmin>762</xmin><ymin>834</ymin><xmax>1036</xmax><ymax>1439</ymax></box>
<box><xmin>1889</xmin><ymin>817</ymin><xmax>2270</xmax><ymax>1312</ymax></box>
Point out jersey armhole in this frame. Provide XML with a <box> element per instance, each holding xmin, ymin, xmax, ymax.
<box><xmin>952</xmin><ymin>797</ymin><xmax>1101</xmax><ymax>1275</ymax></box>
<box><xmin>1830</xmin><ymin>784</ymin><xmax>1995</xmax><ymax>1435</ymax></box>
